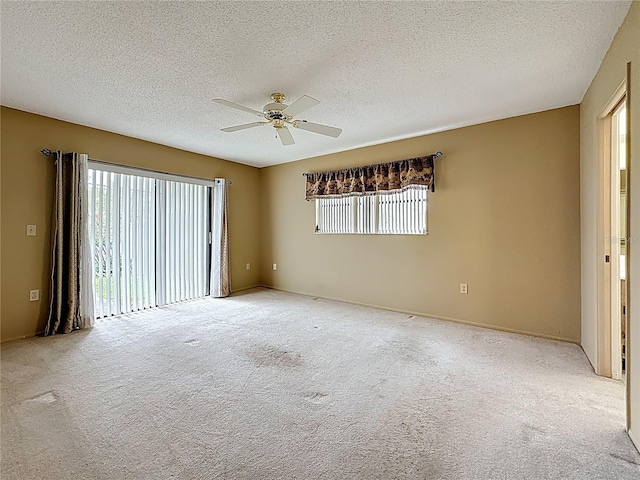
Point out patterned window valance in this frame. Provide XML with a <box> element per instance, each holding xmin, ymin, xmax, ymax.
<box><xmin>303</xmin><ymin>152</ymin><xmax>442</xmax><ymax>201</ymax></box>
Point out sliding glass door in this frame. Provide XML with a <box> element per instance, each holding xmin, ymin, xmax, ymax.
<box><xmin>88</xmin><ymin>167</ymin><xmax>211</xmax><ymax>318</ymax></box>
<box><xmin>156</xmin><ymin>180</ymin><xmax>209</xmax><ymax>306</ymax></box>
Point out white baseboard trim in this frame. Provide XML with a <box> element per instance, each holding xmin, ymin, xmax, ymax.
<box><xmin>231</xmin><ymin>284</ymin><xmax>261</xmax><ymax>294</ymax></box>
<box><xmin>629</xmin><ymin>429</ymin><xmax>640</xmax><ymax>453</ymax></box>
<box><xmin>2</xmin><ymin>285</ymin><xmax>577</xmax><ymax>346</ymax></box>
<box><xmin>1</xmin><ymin>331</ymin><xmax>44</xmax><ymax>344</ymax></box>
<box><xmin>260</xmin><ymin>285</ymin><xmax>580</xmax><ymax>345</ymax></box>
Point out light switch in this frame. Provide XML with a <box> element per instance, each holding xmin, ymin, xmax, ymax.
<box><xmin>26</xmin><ymin>225</ymin><xmax>37</xmax><ymax>236</ymax></box>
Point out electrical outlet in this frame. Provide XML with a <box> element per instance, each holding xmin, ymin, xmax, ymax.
<box><xmin>460</xmin><ymin>283</ymin><xmax>468</xmax><ymax>294</ymax></box>
<box><xmin>246</xmin><ymin>263</ymin><xmax>251</xmax><ymax>270</ymax></box>
<box><xmin>29</xmin><ymin>289</ymin><xmax>40</xmax><ymax>302</ymax></box>
<box><xmin>273</xmin><ymin>263</ymin><xmax>277</xmax><ymax>271</ymax></box>
<box><xmin>26</xmin><ymin>225</ymin><xmax>36</xmax><ymax>236</ymax></box>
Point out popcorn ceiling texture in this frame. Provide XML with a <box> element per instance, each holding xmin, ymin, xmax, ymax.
<box><xmin>2</xmin><ymin>288</ymin><xmax>639</xmax><ymax>479</ymax></box>
<box><xmin>0</xmin><ymin>1</ymin><xmax>631</xmax><ymax>167</ymax></box>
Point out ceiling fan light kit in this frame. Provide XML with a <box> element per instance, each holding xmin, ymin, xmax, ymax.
<box><xmin>214</xmin><ymin>93</ymin><xmax>342</xmax><ymax>146</ymax></box>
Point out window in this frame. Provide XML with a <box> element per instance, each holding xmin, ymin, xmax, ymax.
<box><xmin>315</xmin><ymin>188</ymin><xmax>427</xmax><ymax>235</ymax></box>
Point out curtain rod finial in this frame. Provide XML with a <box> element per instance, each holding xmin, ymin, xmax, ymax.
<box><xmin>40</xmin><ymin>148</ymin><xmax>54</xmax><ymax>156</ymax></box>
<box><xmin>434</xmin><ymin>151</ymin><xmax>443</xmax><ymax>158</ymax></box>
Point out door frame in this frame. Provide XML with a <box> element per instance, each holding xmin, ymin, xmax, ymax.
<box><xmin>596</xmin><ymin>80</ymin><xmax>627</xmax><ymax>379</ymax></box>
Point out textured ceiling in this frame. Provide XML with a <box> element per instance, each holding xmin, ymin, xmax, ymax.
<box><xmin>1</xmin><ymin>1</ymin><xmax>631</xmax><ymax>168</ymax></box>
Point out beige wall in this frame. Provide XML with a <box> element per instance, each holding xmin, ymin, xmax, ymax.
<box><xmin>260</xmin><ymin>106</ymin><xmax>581</xmax><ymax>342</ymax></box>
<box><xmin>0</xmin><ymin>107</ymin><xmax>261</xmax><ymax>342</ymax></box>
<box><xmin>580</xmin><ymin>0</ymin><xmax>639</xmax><ymax>447</ymax></box>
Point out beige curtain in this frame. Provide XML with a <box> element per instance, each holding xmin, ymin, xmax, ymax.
<box><xmin>45</xmin><ymin>152</ymin><xmax>95</xmax><ymax>335</ymax></box>
<box><xmin>303</xmin><ymin>153</ymin><xmax>439</xmax><ymax>200</ymax></box>
<box><xmin>210</xmin><ymin>178</ymin><xmax>230</xmax><ymax>297</ymax></box>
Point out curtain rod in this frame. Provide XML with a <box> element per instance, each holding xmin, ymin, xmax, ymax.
<box><xmin>40</xmin><ymin>148</ymin><xmax>232</xmax><ymax>185</ymax></box>
<box><xmin>300</xmin><ymin>151</ymin><xmax>443</xmax><ymax>176</ymax></box>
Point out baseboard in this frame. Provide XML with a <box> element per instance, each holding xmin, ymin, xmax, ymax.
<box><xmin>231</xmin><ymin>284</ymin><xmax>262</xmax><ymax>294</ymax></box>
<box><xmin>1</xmin><ymin>331</ymin><xmax>44</xmax><ymax>344</ymax></box>
<box><xmin>260</xmin><ymin>285</ymin><xmax>580</xmax><ymax>345</ymax></box>
<box><xmin>629</xmin><ymin>429</ymin><xmax>640</xmax><ymax>453</ymax></box>
<box><xmin>2</xmin><ymin>286</ymin><xmax>577</xmax><ymax>346</ymax></box>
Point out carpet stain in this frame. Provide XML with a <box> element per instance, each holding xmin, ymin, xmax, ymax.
<box><xmin>521</xmin><ymin>423</ymin><xmax>546</xmax><ymax>442</ymax></box>
<box><xmin>523</xmin><ymin>423</ymin><xmax>546</xmax><ymax>434</ymax></box>
<box><xmin>23</xmin><ymin>391</ymin><xmax>57</xmax><ymax>405</ymax></box>
<box><xmin>247</xmin><ymin>345</ymin><xmax>302</xmax><ymax>368</ymax></box>
<box><xmin>609</xmin><ymin>452</ymin><xmax>640</xmax><ymax>465</ymax></box>
<box><xmin>380</xmin><ymin>338</ymin><xmax>429</xmax><ymax>364</ymax></box>
<box><xmin>15</xmin><ymin>390</ymin><xmax>58</xmax><ymax>412</ymax></box>
<box><xmin>302</xmin><ymin>392</ymin><xmax>328</xmax><ymax>404</ymax></box>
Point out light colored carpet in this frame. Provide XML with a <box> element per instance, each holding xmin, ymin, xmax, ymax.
<box><xmin>2</xmin><ymin>287</ymin><xmax>639</xmax><ymax>479</ymax></box>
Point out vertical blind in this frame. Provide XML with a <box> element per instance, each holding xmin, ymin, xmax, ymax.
<box><xmin>377</xmin><ymin>188</ymin><xmax>427</xmax><ymax>234</ymax></box>
<box><xmin>316</xmin><ymin>187</ymin><xmax>427</xmax><ymax>235</ymax></box>
<box><xmin>156</xmin><ymin>180</ymin><xmax>209</xmax><ymax>306</ymax></box>
<box><xmin>89</xmin><ymin>170</ymin><xmax>157</xmax><ymax>317</ymax></box>
<box><xmin>88</xmin><ymin>168</ymin><xmax>211</xmax><ymax>318</ymax></box>
<box><xmin>316</xmin><ymin>196</ymin><xmax>354</xmax><ymax>234</ymax></box>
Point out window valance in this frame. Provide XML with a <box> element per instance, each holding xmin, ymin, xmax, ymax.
<box><xmin>303</xmin><ymin>152</ymin><xmax>442</xmax><ymax>200</ymax></box>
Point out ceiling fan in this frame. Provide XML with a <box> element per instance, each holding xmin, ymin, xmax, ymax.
<box><xmin>213</xmin><ymin>93</ymin><xmax>342</xmax><ymax>146</ymax></box>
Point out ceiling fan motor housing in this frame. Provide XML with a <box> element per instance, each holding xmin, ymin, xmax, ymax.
<box><xmin>263</xmin><ymin>102</ymin><xmax>291</xmax><ymax>124</ymax></box>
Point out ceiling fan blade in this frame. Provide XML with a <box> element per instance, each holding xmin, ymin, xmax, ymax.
<box><xmin>293</xmin><ymin>121</ymin><xmax>342</xmax><ymax>138</ymax></box>
<box><xmin>213</xmin><ymin>98</ymin><xmax>263</xmax><ymax>116</ymax></box>
<box><xmin>277</xmin><ymin>126</ymin><xmax>295</xmax><ymax>146</ymax></box>
<box><xmin>220</xmin><ymin>122</ymin><xmax>266</xmax><ymax>132</ymax></box>
<box><xmin>282</xmin><ymin>95</ymin><xmax>320</xmax><ymax>117</ymax></box>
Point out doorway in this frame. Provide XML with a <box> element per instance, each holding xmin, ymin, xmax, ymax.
<box><xmin>597</xmin><ymin>81</ymin><xmax>629</xmax><ymax>382</ymax></box>
<box><xmin>610</xmin><ymin>98</ymin><xmax>628</xmax><ymax>380</ymax></box>
<box><xmin>87</xmin><ymin>165</ymin><xmax>213</xmax><ymax>318</ymax></box>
